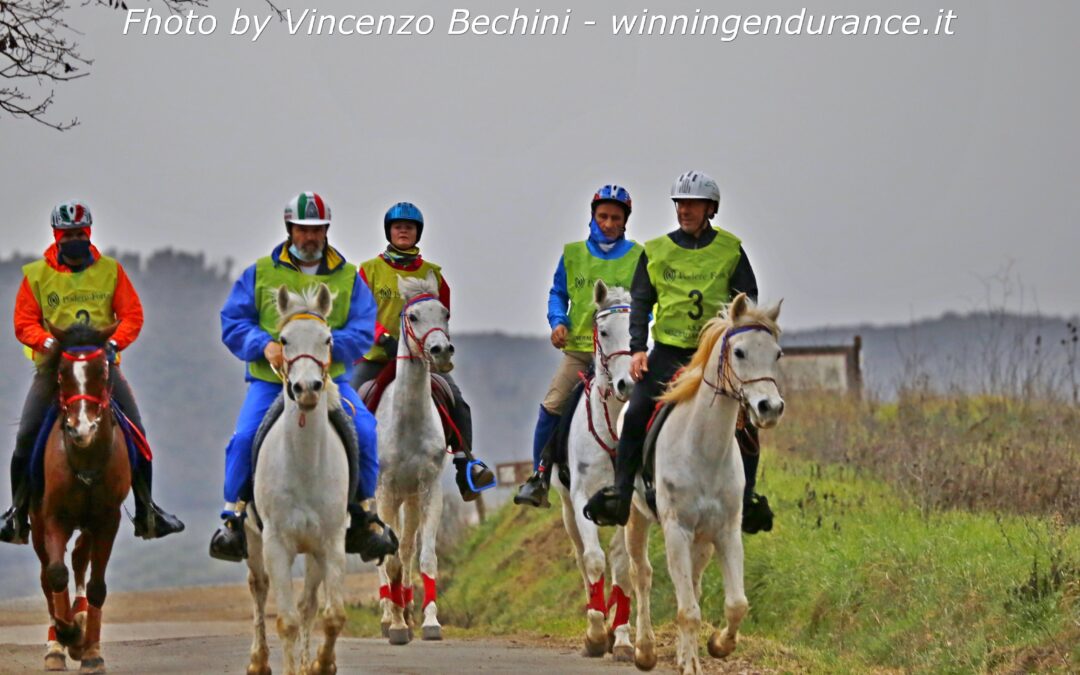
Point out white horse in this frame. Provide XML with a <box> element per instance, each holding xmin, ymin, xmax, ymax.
<box><xmin>375</xmin><ymin>271</ymin><xmax>453</xmax><ymax>645</ymax></box>
<box><xmin>625</xmin><ymin>293</ymin><xmax>784</xmax><ymax>675</ymax></box>
<box><xmin>552</xmin><ymin>280</ymin><xmax>637</xmax><ymax>661</ymax></box>
<box><xmin>245</xmin><ymin>284</ymin><xmax>349</xmax><ymax>675</ymax></box>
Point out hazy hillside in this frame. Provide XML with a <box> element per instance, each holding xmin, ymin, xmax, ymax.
<box><xmin>0</xmin><ymin>248</ymin><xmax>1074</xmax><ymax>599</ymax></box>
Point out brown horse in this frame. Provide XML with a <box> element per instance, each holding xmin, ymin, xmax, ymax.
<box><xmin>30</xmin><ymin>321</ymin><xmax>130</xmax><ymax>674</ymax></box>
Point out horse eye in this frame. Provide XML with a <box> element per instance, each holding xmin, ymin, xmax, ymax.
<box><xmin>409</xmin><ymin>313</ymin><xmax>418</xmax><ymax>322</ymax></box>
<box><xmin>325</xmin><ymin>337</ymin><xmax>332</xmax><ymax>345</ymax></box>
<box><xmin>776</xmin><ymin>350</ymin><xmax>784</xmax><ymax>361</ymax></box>
<box><xmin>280</xmin><ymin>337</ymin><xmax>288</xmax><ymax>346</ymax></box>
<box><xmin>600</xmin><ymin>330</ymin><xmax>608</xmax><ymax>338</ymax></box>
<box><xmin>734</xmin><ymin>348</ymin><xmax>745</xmax><ymax>359</ymax></box>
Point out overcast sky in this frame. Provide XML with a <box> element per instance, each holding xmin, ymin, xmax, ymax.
<box><xmin>2</xmin><ymin>0</ymin><xmax>1077</xmax><ymax>333</ymax></box>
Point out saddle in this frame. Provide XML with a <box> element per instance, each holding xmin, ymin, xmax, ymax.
<box><xmin>642</xmin><ymin>399</ymin><xmax>756</xmax><ymax>490</ymax></box>
<box><xmin>357</xmin><ymin>360</ymin><xmax>460</xmax><ymax>447</ymax></box>
<box><xmin>29</xmin><ymin>401</ymin><xmax>149</xmax><ymax>494</ymax></box>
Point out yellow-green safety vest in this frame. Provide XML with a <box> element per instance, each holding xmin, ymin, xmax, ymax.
<box><xmin>248</xmin><ymin>256</ymin><xmax>357</xmax><ymax>383</ymax></box>
<box><xmin>561</xmin><ymin>241</ymin><xmax>643</xmax><ymax>353</ymax></box>
<box><xmin>22</xmin><ymin>256</ymin><xmax>118</xmax><ymax>366</ymax></box>
<box><xmin>359</xmin><ymin>256</ymin><xmax>444</xmax><ymax>363</ymax></box>
<box><xmin>645</xmin><ymin>229</ymin><xmax>742</xmax><ymax>349</ymax></box>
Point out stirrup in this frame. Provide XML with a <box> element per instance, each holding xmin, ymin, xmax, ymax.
<box><xmin>465</xmin><ymin>460</ymin><xmax>496</xmax><ymax>493</ymax></box>
<box><xmin>346</xmin><ymin>507</ymin><xmax>399</xmax><ymax>564</ymax></box>
<box><xmin>582</xmin><ymin>486</ymin><xmax>628</xmax><ymax>527</ymax></box>
<box><xmin>209</xmin><ymin>513</ymin><xmax>247</xmax><ymax>562</ymax></box>
<box><xmin>513</xmin><ymin>472</ymin><xmax>551</xmax><ymax>509</ymax></box>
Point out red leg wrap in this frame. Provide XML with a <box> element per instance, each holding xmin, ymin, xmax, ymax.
<box><xmin>403</xmin><ymin>586</ymin><xmax>414</xmax><ymax>606</ymax></box>
<box><xmin>422</xmin><ymin>574</ymin><xmax>437</xmax><ymax>608</ymax></box>
<box><xmin>389</xmin><ymin>581</ymin><xmax>405</xmax><ymax>608</ymax></box>
<box><xmin>587</xmin><ymin>575</ymin><xmax>607</xmax><ymax>615</ymax></box>
<box><xmin>48</xmin><ymin>625</ymin><xmax>57</xmax><ymax>642</ymax></box>
<box><xmin>607</xmin><ymin>585</ymin><xmax>631</xmax><ymax>628</ymax></box>
<box><xmin>379</xmin><ymin>584</ymin><xmax>391</xmax><ymax>600</ymax></box>
<box><xmin>72</xmin><ymin>596</ymin><xmax>89</xmax><ymax>614</ymax></box>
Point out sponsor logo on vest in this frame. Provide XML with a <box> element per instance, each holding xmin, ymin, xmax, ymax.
<box><xmin>376</xmin><ymin>285</ymin><xmax>395</xmax><ymax>302</ymax></box>
<box><xmin>61</xmin><ymin>291</ymin><xmax>111</xmax><ymax>305</ymax></box>
<box><xmin>47</xmin><ymin>292</ymin><xmax>60</xmax><ymax>308</ymax></box>
<box><xmin>75</xmin><ymin>309</ymin><xmax>91</xmax><ymax>325</ymax></box>
<box><xmin>662</xmin><ymin>267</ymin><xmax>719</xmax><ymax>283</ymax></box>
<box><xmin>573</xmin><ymin>274</ymin><xmax>590</xmax><ymax>289</ymax></box>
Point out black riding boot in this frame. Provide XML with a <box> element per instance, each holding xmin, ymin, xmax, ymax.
<box><xmin>327</xmin><ymin>405</ymin><xmax>399</xmax><ymax>561</ymax></box>
<box><xmin>131</xmin><ymin>459</ymin><xmax>185</xmax><ymax>540</ymax></box>
<box><xmin>0</xmin><ymin>456</ymin><xmax>30</xmax><ymax>545</ymax></box>
<box><xmin>209</xmin><ymin>512</ymin><xmax>247</xmax><ymax>562</ymax></box>
<box><xmin>737</xmin><ymin>423</ymin><xmax>773</xmax><ymax>534</ymax></box>
<box><xmin>444</xmin><ymin>377</ymin><xmax>494</xmax><ymax>501</ymax></box>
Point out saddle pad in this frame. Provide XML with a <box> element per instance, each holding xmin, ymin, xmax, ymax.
<box><xmin>642</xmin><ymin>401</ymin><xmax>675</xmax><ymax>489</ymax></box>
<box><xmin>360</xmin><ymin>360</ymin><xmax>459</xmax><ymax>447</ymax></box>
<box><xmin>30</xmin><ymin>401</ymin><xmax>144</xmax><ymax>495</ymax></box>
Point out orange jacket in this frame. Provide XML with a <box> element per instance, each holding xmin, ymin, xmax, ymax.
<box><xmin>13</xmin><ymin>244</ymin><xmax>144</xmax><ymax>353</ymax></box>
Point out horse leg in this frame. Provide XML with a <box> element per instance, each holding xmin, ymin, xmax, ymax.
<box><xmin>34</xmin><ymin>522</ymin><xmax>66</xmax><ymax>672</ymax></box>
<box><xmin>663</xmin><ymin>521</ymin><xmax>702</xmax><ymax>675</ymax></box>
<box><xmin>375</xmin><ymin>491</ymin><xmax>398</xmax><ymax>639</ymax></box>
<box><xmin>244</xmin><ymin>523</ymin><xmax>272</xmax><ymax>675</ymax></box>
<box><xmin>264</xmin><ymin>532</ymin><xmax>302</xmax><ymax>675</ymax></box>
<box><xmin>625</xmin><ymin>507</ymin><xmax>656</xmax><ymax>671</ymax></box>
<box><xmin>571</xmin><ymin>488</ymin><xmax>609</xmax><ymax>657</ymax></box>
<box><xmin>607</xmin><ymin>526</ymin><xmax>634</xmax><ymax>663</ymax></box>
<box><xmin>310</xmin><ymin>532</ymin><xmax>347</xmax><ymax>675</ymax></box>
<box><xmin>298</xmin><ymin>555</ymin><xmax>324</xmax><ymax>671</ymax></box>
<box><xmin>40</xmin><ymin>518</ymin><xmax>79</xmax><ymax>650</ymax></box>
<box><xmin>394</xmin><ymin>495</ymin><xmax>421</xmax><ymax>644</ymax></box>
<box><xmin>558</xmin><ymin>486</ymin><xmax>597</xmax><ymax>657</ymax></box>
<box><xmin>78</xmin><ymin>510</ymin><xmax>119</xmax><ymax>674</ymax></box>
<box><xmin>417</xmin><ymin>482</ymin><xmax>442</xmax><ymax>641</ymax></box>
<box><xmin>67</xmin><ymin>532</ymin><xmax>92</xmax><ymax>662</ymax></box>
<box><xmin>707</xmin><ymin>523</ymin><xmax>748</xmax><ymax>660</ymax></box>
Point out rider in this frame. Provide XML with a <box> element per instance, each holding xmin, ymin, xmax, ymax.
<box><xmin>583</xmin><ymin>171</ymin><xmax>774</xmax><ymax>533</ymax></box>
<box><xmin>0</xmin><ymin>201</ymin><xmax>185</xmax><ymax>545</ymax></box>
<box><xmin>209</xmin><ymin>192</ymin><xmax>396</xmax><ymax>562</ymax></box>
<box><xmin>350</xmin><ymin>201</ymin><xmax>495</xmax><ymax>501</ymax></box>
<box><xmin>514</xmin><ymin>185</ymin><xmax>643</xmax><ymax>508</ymax></box>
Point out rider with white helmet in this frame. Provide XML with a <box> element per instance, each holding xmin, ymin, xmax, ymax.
<box><xmin>514</xmin><ymin>184</ymin><xmax>643</xmax><ymax>508</ymax></box>
<box><xmin>583</xmin><ymin>172</ymin><xmax>773</xmax><ymax>532</ymax></box>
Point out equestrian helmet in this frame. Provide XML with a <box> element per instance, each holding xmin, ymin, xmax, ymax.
<box><xmin>50</xmin><ymin>201</ymin><xmax>93</xmax><ymax>229</ymax></box>
<box><xmin>670</xmin><ymin>171</ymin><xmax>721</xmax><ymax>204</ymax></box>
<box><xmin>591</xmin><ymin>184</ymin><xmax>632</xmax><ymax>217</ymax></box>
<box><xmin>284</xmin><ymin>192</ymin><xmax>331</xmax><ymax>226</ymax></box>
<box><xmin>384</xmin><ymin>202</ymin><xmax>424</xmax><ymax>243</ymax></box>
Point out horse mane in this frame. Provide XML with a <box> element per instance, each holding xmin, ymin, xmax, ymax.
<box><xmin>276</xmin><ymin>285</ymin><xmax>337</xmax><ymax>332</ymax></box>
<box><xmin>599</xmin><ymin>286</ymin><xmax>631</xmax><ymax>310</ymax></box>
<box><xmin>398</xmin><ymin>274</ymin><xmax>439</xmax><ymax>301</ymax></box>
<box><xmin>659</xmin><ymin>303</ymin><xmax>780</xmax><ymax>405</ymax></box>
<box><xmin>38</xmin><ymin>323</ymin><xmax>112</xmax><ymax>374</ymax></box>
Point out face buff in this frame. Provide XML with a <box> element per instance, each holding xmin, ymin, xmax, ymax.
<box><xmin>59</xmin><ymin>239</ymin><xmax>92</xmax><ymax>262</ymax></box>
<box><xmin>289</xmin><ymin>242</ymin><xmax>323</xmax><ymax>264</ymax></box>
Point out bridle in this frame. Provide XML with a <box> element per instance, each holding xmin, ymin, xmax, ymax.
<box><xmin>580</xmin><ymin>304</ymin><xmax>632</xmax><ymax>459</ymax></box>
<box><xmin>273</xmin><ymin>312</ymin><xmax>332</xmax><ymax>407</ymax></box>
<box><xmin>398</xmin><ymin>293</ymin><xmax>450</xmax><ymax>363</ymax></box>
<box><xmin>700</xmin><ymin>324</ymin><xmax>781</xmax><ymax>404</ymax></box>
<box><xmin>59</xmin><ymin>347</ymin><xmax>112</xmax><ymax>415</ymax></box>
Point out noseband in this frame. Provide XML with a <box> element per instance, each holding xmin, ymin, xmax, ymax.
<box><xmin>398</xmin><ymin>293</ymin><xmax>450</xmax><ymax>362</ymax></box>
<box><xmin>701</xmin><ymin>324</ymin><xmax>781</xmax><ymax>404</ymax></box>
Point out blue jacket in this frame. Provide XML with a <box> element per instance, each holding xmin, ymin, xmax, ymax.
<box><xmin>221</xmin><ymin>243</ymin><xmax>376</xmax><ymax>381</ymax></box>
<box><xmin>547</xmin><ymin>221</ymin><xmax>638</xmax><ymax>330</ymax></box>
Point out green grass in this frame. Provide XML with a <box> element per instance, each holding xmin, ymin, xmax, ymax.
<box><xmin>349</xmin><ymin>454</ymin><xmax>1080</xmax><ymax>673</ymax></box>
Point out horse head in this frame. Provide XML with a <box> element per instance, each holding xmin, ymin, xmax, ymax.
<box><xmin>719</xmin><ymin>294</ymin><xmax>785</xmax><ymax>428</ymax></box>
<box><xmin>397</xmin><ymin>270</ymin><xmax>453</xmax><ymax>373</ymax></box>
<box><xmin>47</xmin><ymin>321</ymin><xmax>119</xmax><ymax>449</ymax></box>
<box><xmin>592</xmin><ymin>280</ymin><xmax>634</xmax><ymax>402</ymax></box>
<box><xmin>276</xmin><ymin>284</ymin><xmax>335</xmax><ymax>411</ymax></box>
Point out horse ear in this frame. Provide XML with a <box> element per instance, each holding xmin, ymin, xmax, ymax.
<box><xmin>593</xmin><ymin>279</ymin><xmax>608</xmax><ymax>308</ymax></box>
<box><xmin>99</xmin><ymin>321</ymin><xmax>120</xmax><ymax>342</ymax></box>
<box><xmin>397</xmin><ymin>275</ymin><xmax>410</xmax><ymax>299</ymax></box>
<box><xmin>45</xmin><ymin>320</ymin><xmax>65</xmax><ymax>343</ymax></box>
<box><xmin>315</xmin><ymin>283</ymin><xmax>333</xmax><ymax>317</ymax></box>
<box><xmin>425</xmin><ymin>269</ymin><xmax>439</xmax><ymax>292</ymax></box>
<box><xmin>276</xmin><ymin>285</ymin><xmax>291</xmax><ymax>315</ymax></box>
<box><xmin>764</xmin><ymin>298</ymin><xmax>783</xmax><ymax>323</ymax></box>
<box><xmin>730</xmin><ymin>293</ymin><xmax>749</xmax><ymax>320</ymax></box>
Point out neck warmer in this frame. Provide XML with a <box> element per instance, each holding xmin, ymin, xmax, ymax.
<box><xmin>382</xmin><ymin>244</ymin><xmax>421</xmax><ymax>266</ymax></box>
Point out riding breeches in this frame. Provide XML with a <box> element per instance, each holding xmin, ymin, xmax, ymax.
<box><xmin>541</xmin><ymin>351</ymin><xmax>593</xmax><ymax>415</ymax></box>
<box><xmin>223</xmin><ymin>377</ymin><xmax>379</xmax><ymax>504</ymax></box>
<box><xmin>10</xmin><ymin>367</ymin><xmax>146</xmax><ymax>497</ymax></box>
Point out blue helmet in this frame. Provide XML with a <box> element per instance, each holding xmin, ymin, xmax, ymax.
<box><xmin>384</xmin><ymin>202</ymin><xmax>424</xmax><ymax>243</ymax></box>
<box><xmin>591</xmin><ymin>184</ymin><xmax>632</xmax><ymax>217</ymax></box>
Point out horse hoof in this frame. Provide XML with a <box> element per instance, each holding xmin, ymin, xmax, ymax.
<box><xmin>380</xmin><ymin>622</ymin><xmax>390</xmax><ymax>638</ymax></box>
<box><xmin>78</xmin><ymin>657</ymin><xmax>106</xmax><ymax>674</ymax></box>
<box><xmin>607</xmin><ymin>629</ymin><xmax>616</xmax><ymax>654</ymax></box>
<box><xmin>44</xmin><ymin>653</ymin><xmax>66</xmax><ymax>671</ymax></box>
<box><xmin>306</xmin><ymin>662</ymin><xmax>335</xmax><ymax>675</ymax></box>
<box><xmin>246</xmin><ymin>664</ymin><xmax>272</xmax><ymax>675</ymax></box>
<box><xmin>613</xmin><ymin>645</ymin><xmax>634</xmax><ymax>663</ymax></box>
<box><xmin>634</xmin><ymin>648</ymin><xmax>657</xmax><ymax>671</ymax></box>
<box><xmin>388</xmin><ymin>627</ymin><xmax>410</xmax><ymax>645</ymax></box>
<box><xmin>582</xmin><ymin>636</ymin><xmax>607</xmax><ymax>658</ymax></box>
<box><xmin>67</xmin><ymin>645</ymin><xmax>84</xmax><ymax>662</ymax></box>
<box><xmin>707</xmin><ymin>630</ymin><xmax>736</xmax><ymax>659</ymax></box>
<box><xmin>421</xmin><ymin>625</ymin><xmax>442</xmax><ymax>641</ymax></box>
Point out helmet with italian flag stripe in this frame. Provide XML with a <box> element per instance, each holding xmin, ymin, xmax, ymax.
<box><xmin>284</xmin><ymin>192</ymin><xmax>331</xmax><ymax>226</ymax></box>
<box><xmin>50</xmin><ymin>201</ymin><xmax>93</xmax><ymax>229</ymax></box>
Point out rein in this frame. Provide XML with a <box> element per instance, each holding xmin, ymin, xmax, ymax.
<box><xmin>578</xmin><ymin>371</ymin><xmax>619</xmax><ymax>459</ymax></box>
<box><xmin>700</xmin><ymin>324</ymin><xmax>779</xmax><ymax>404</ymax></box>
<box><xmin>578</xmin><ymin>304</ymin><xmax>632</xmax><ymax>459</ymax></box>
<box><xmin>397</xmin><ymin>293</ymin><xmax>450</xmax><ymax>363</ymax></box>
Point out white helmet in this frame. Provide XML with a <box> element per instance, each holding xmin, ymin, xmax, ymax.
<box><xmin>670</xmin><ymin>171</ymin><xmax>721</xmax><ymax>203</ymax></box>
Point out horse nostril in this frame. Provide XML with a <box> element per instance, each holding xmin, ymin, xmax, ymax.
<box><xmin>777</xmin><ymin>400</ymin><xmax>785</xmax><ymax>415</ymax></box>
<box><xmin>312</xmin><ymin>380</ymin><xmax>322</xmax><ymax>391</ymax></box>
<box><xmin>757</xmin><ymin>400</ymin><xmax>771</xmax><ymax>414</ymax></box>
<box><xmin>292</xmin><ymin>383</ymin><xmax>303</xmax><ymax>396</ymax></box>
<box><xmin>431</xmin><ymin>345</ymin><xmax>442</xmax><ymax>355</ymax></box>
<box><xmin>448</xmin><ymin>344</ymin><xmax>455</xmax><ymax>355</ymax></box>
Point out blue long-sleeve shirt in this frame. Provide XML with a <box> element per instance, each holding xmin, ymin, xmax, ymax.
<box><xmin>221</xmin><ymin>243</ymin><xmax>376</xmax><ymax>380</ymax></box>
<box><xmin>547</xmin><ymin>226</ymin><xmax>638</xmax><ymax>330</ymax></box>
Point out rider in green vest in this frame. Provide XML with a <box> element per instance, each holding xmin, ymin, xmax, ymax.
<box><xmin>351</xmin><ymin>202</ymin><xmax>495</xmax><ymax>501</ymax></box>
<box><xmin>514</xmin><ymin>185</ymin><xmax>643</xmax><ymax>508</ymax></box>
<box><xmin>0</xmin><ymin>201</ymin><xmax>184</xmax><ymax>544</ymax></box>
<box><xmin>583</xmin><ymin>171</ymin><xmax>774</xmax><ymax>532</ymax></box>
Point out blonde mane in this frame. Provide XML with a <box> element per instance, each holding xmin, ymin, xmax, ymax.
<box><xmin>660</xmin><ymin>303</ymin><xmax>780</xmax><ymax>405</ymax></box>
